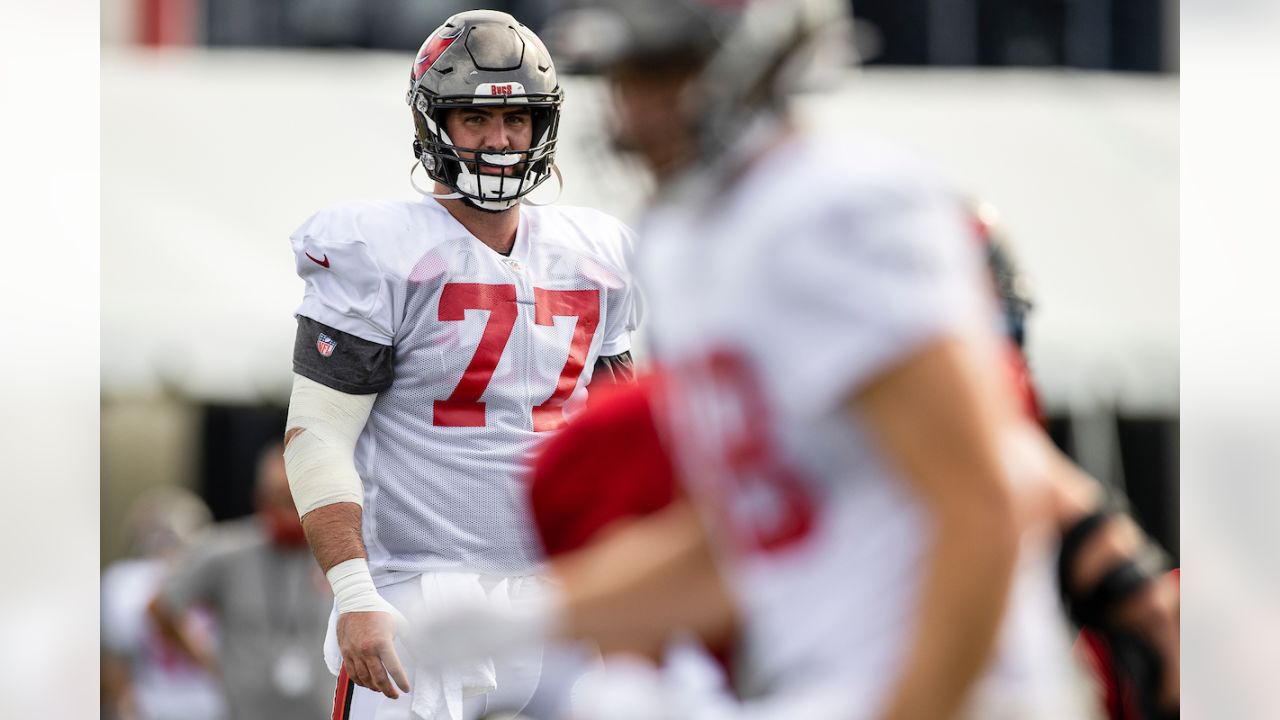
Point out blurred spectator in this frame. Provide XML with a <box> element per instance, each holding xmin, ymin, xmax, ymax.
<box><xmin>101</xmin><ymin>487</ymin><xmax>225</xmax><ymax>720</ymax></box>
<box><xmin>148</xmin><ymin>444</ymin><xmax>334</xmax><ymax>720</ymax></box>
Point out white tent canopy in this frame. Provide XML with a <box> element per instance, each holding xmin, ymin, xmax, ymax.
<box><xmin>103</xmin><ymin>50</ymin><xmax>1177</xmax><ymax>413</ymax></box>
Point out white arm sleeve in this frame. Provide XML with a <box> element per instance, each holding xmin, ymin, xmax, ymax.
<box><xmin>283</xmin><ymin>373</ymin><xmax>376</xmax><ymax>516</ymax></box>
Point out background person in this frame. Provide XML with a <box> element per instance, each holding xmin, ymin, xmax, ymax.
<box><xmin>101</xmin><ymin>487</ymin><xmax>225</xmax><ymax>720</ymax></box>
<box><xmin>148</xmin><ymin>444</ymin><xmax>334</xmax><ymax>720</ymax></box>
<box><xmin>280</xmin><ymin>10</ymin><xmax>641</xmax><ymax>720</ymax></box>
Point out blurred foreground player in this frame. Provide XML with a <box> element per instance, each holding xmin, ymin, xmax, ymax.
<box><xmin>973</xmin><ymin>207</ymin><xmax>1180</xmax><ymax>720</ymax></box>
<box><xmin>516</xmin><ymin>206</ymin><xmax>1178</xmax><ymax>718</ymax></box>
<box><xmin>280</xmin><ymin>9</ymin><xmax>640</xmax><ymax>720</ymax></box>
<box><xmin>407</xmin><ymin>1</ymin><xmax>1088</xmax><ymax>718</ymax></box>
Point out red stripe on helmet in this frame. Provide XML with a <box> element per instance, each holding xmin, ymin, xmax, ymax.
<box><xmin>413</xmin><ymin>29</ymin><xmax>462</xmax><ymax>80</ymax></box>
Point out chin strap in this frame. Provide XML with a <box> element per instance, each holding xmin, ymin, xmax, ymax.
<box><xmin>519</xmin><ymin>164</ymin><xmax>565</xmax><ymax>207</ymax></box>
<box><xmin>409</xmin><ymin>161</ymin><xmax>462</xmax><ymax>200</ymax></box>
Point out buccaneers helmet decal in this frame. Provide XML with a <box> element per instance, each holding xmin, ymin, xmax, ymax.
<box><xmin>412</xmin><ymin>26</ymin><xmax>463</xmax><ymax>81</ymax></box>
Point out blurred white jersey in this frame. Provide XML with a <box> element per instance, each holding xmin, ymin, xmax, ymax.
<box><xmin>101</xmin><ymin>559</ymin><xmax>226</xmax><ymax>720</ymax></box>
<box><xmin>637</xmin><ymin>134</ymin><xmax>1088</xmax><ymax>718</ymax></box>
<box><xmin>292</xmin><ymin>198</ymin><xmax>640</xmax><ymax>582</ymax></box>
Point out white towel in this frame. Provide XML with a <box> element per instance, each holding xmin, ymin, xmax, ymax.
<box><xmin>322</xmin><ymin>571</ymin><xmax>548</xmax><ymax>720</ymax></box>
<box><xmin>408</xmin><ymin>572</ymin><xmax>498</xmax><ymax>720</ymax></box>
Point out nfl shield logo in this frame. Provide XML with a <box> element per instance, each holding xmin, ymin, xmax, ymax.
<box><xmin>316</xmin><ymin>333</ymin><xmax>337</xmax><ymax>358</ymax></box>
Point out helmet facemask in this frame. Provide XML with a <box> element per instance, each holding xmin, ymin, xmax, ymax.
<box><xmin>410</xmin><ymin>88</ymin><xmax>563</xmax><ymax>212</ymax></box>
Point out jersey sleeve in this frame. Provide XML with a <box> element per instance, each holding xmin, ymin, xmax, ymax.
<box><xmin>599</xmin><ymin>222</ymin><xmax>643</xmax><ymax>357</ymax></box>
<box><xmin>291</xmin><ymin>206</ymin><xmax>399</xmax><ymax>346</ymax></box>
<box><xmin>756</xmin><ymin>182</ymin><xmax>988</xmax><ymax>419</ymax></box>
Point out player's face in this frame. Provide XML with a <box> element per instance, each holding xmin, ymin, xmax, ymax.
<box><xmin>444</xmin><ymin>106</ymin><xmax>534</xmax><ymax>176</ymax></box>
<box><xmin>607</xmin><ymin>61</ymin><xmax>698</xmax><ymax>179</ymax></box>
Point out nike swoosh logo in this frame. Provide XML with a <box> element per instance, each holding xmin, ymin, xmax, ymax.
<box><xmin>305</xmin><ymin>252</ymin><xmax>330</xmax><ymax>268</ymax></box>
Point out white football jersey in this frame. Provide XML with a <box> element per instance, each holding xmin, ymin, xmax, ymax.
<box><xmin>638</xmin><ymin>134</ymin><xmax>1087</xmax><ymax>717</ymax></box>
<box><xmin>291</xmin><ymin>198</ymin><xmax>640</xmax><ymax>582</ymax></box>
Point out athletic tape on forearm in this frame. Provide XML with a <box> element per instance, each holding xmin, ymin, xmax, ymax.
<box><xmin>326</xmin><ymin>558</ymin><xmax>397</xmax><ymax>615</ymax></box>
<box><xmin>284</xmin><ymin>373</ymin><xmax>376</xmax><ymax>516</ymax></box>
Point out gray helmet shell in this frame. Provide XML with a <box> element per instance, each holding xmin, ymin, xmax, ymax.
<box><xmin>406</xmin><ymin>10</ymin><xmax>564</xmax><ymax>211</ymax></box>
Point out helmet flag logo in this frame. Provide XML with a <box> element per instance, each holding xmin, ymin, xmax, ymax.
<box><xmin>413</xmin><ymin>30</ymin><xmax>461</xmax><ymax>80</ymax></box>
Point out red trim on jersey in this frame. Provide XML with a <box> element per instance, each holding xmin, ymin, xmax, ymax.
<box><xmin>331</xmin><ymin>667</ymin><xmax>353</xmax><ymax>720</ymax></box>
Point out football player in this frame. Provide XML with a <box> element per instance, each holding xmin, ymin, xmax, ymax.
<box><xmin>972</xmin><ymin>208</ymin><xmax>1180</xmax><ymax>720</ymax></box>
<box><xmin>518</xmin><ymin>204</ymin><xmax>1178</xmax><ymax>719</ymax></box>
<box><xmin>280</xmin><ymin>10</ymin><xmax>641</xmax><ymax>720</ymax></box>
<box><xmin>402</xmin><ymin>1</ymin><xmax>1174</xmax><ymax>718</ymax></box>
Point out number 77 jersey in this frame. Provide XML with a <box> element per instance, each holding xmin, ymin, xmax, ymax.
<box><xmin>289</xmin><ymin>198</ymin><xmax>641</xmax><ymax>582</ymax></box>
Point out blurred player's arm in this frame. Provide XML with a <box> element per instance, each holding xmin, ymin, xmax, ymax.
<box><xmin>553</xmin><ymin>496</ymin><xmax>737</xmax><ymax>657</ymax></box>
<box><xmin>403</xmin><ymin>495</ymin><xmax>736</xmax><ymax>669</ymax></box>
<box><xmin>285</xmin><ymin>316</ymin><xmax>410</xmax><ymax>699</ymax></box>
<box><xmin>1048</xmin><ymin>446</ymin><xmax>1170</xmax><ymax>602</ymax></box>
<box><xmin>147</xmin><ymin>538</ymin><xmax>223</xmax><ymax>673</ymax></box>
<box><xmin>855</xmin><ymin>338</ymin><xmax>1022</xmax><ymax>720</ymax></box>
<box><xmin>1046</xmin><ymin>446</ymin><xmax>1180</xmax><ymax>712</ymax></box>
<box><xmin>146</xmin><ymin>597</ymin><xmax>219</xmax><ymax>673</ymax></box>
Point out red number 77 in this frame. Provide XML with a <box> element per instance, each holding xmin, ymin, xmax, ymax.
<box><xmin>434</xmin><ymin>283</ymin><xmax>599</xmax><ymax>430</ymax></box>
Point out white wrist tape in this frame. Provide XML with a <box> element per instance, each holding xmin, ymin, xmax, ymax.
<box><xmin>284</xmin><ymin>373</ymin><xmax>376</xmax><ymax>516</ymax></box>
<box><xmin>327</xmin><ymin>558</ymin><xmax>398</xmax><ymax>617</ymax></box>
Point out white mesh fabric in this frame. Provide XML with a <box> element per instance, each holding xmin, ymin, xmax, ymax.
<box><xmin>293</xmin><ymin>198</ymin><xmax>638</xmax><ymax>580</ymax></box>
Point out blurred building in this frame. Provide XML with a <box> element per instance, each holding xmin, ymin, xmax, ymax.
<box><xmin>106</xmin><ymin>0</ymin><xmax>1178</xmax><ymax>74</ymax></box>
<box><xmin>854</xmin><ymin>0</ymin><xmax>1177</xmax><ymax>71</ymax></box>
